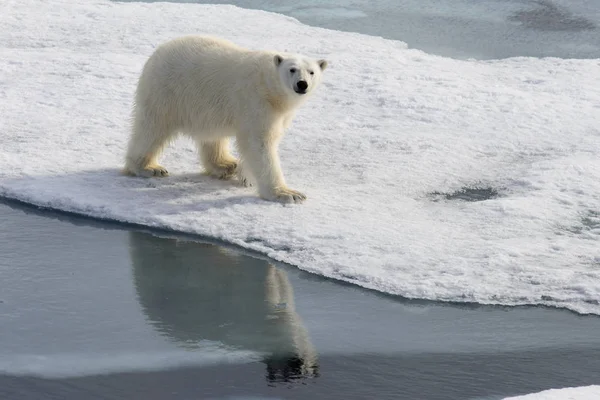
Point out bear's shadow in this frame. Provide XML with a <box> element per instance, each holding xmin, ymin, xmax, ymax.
<box><xmin>1</xmin><ymin>168</ymin><xmax>268</xmax><ymax>216</ymax></box>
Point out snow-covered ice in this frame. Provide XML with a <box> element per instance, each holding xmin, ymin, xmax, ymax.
<box><xmin>1</xmin><ymin>0</ymin><xmax>599</xmax><ymax>314</ymax></box>
<box><xmin>504</xmin><ymin>385</ymin><xmax>600</xmax><ymax>400</ymax></box>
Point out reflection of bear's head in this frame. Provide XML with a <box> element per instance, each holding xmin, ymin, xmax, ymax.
<box><xmin>129</xmin><ymin>231</ymin><xmax>319</xmax><ymax>384</ymax></box>
<box><xmin>273</xmin><ymin>53</ymin><xmax>327</xmax><ymax>99</ymax></box>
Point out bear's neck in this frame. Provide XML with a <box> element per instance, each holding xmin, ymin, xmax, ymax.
<box><xmin>265</xmin><ymin>90</ymin><xmax>296</xmax><ymax>113</ymax></box>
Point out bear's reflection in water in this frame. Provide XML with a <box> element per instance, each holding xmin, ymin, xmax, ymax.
<box><xmin>129</xmin><ymin>231</ymin><xmax>319</xmax><ymax>384</ymax></box>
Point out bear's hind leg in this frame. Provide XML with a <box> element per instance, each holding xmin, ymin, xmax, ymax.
<box><xmin>198</xmin><ymin>138</ymin><xmax>238</xmax><ymax>180</ymax></box>
<box><xmin>124</xmin><ymin>118</ymin><xmax>173</xmax><ymax>178</ymax></box>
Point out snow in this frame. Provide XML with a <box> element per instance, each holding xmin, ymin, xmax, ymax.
<box><xmin>504</xmin><ymin>386</ymin><xmax>600</xmax><ymax>400</ymax></box>
<box><xmin>1</xmin><ymin>0</ymin><xmax>599</xmax><ymax>314</ymax></box>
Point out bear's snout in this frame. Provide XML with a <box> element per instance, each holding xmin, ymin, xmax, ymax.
<box><xmin>295</xmin><ymin>80</ymin><xmax>308</xmax><ymax>94</ymax></box>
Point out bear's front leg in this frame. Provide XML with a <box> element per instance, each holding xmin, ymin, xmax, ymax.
<box><xmin>237</xmin><ymin>131</ymin><xmax>306</xmax><ymax>204</ymax></box>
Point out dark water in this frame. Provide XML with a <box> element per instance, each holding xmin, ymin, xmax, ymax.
<box><xmin>114</xmin><ymin>0</ymin><xmax>600</xmax><ymax>60</ymax></box>
<box><xmin>1</xmin><ymin>200</ymin><xmax>600</xmax><ymax>399</ymax></box>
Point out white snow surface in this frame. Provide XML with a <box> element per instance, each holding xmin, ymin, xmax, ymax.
<box><xmin>1</xmin><ymin>0</ymin><xmax>599</xmax><ymax>314</ymax></box>
<box><xmin>504</xmin><ymin>386</ymin><xmax>600</xmax><ymax>400</ymax></box>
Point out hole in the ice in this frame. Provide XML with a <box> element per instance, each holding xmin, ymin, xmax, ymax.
<box><xmin>508</xmin><ymin>1</ymin><xmax>596</xmax><ymax>32</ymax></box>
<box><xmin>429</xmin><ymin>186</ymin><xmax>500</xmax><ymax>203</ymax></box>
<box><xmin>582</xmin><ymin>211</ymin><xmax>600</xmax><ymax>230</ymax></box>
<box><xmin>561</xmin><ymin>210</ymin><xmax>600</xmax><ymax>236</ymax></box>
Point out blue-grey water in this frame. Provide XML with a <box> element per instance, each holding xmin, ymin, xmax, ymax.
<box><xmin>116</xmin><ymin>0</ymin><xmax>600</xmax><ymax>59</ymax></box>
<box><xmin>2</xmin><ymin>200</ymin><xmax>600</xmax><ymax>399</ymax></box>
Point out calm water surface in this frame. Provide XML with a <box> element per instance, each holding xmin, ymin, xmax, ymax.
<box><xmin>116</xmin><ymin>0</ymin><xmax>600</xmax><ymax>59</ymax></box>
<box><xmin>1</xmin><ymin>201</ymin><xmax>600</xmax><ymax>399</ymax></box>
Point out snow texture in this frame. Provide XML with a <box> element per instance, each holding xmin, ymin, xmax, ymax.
<box><xmin>504</xmin><ymin>386</ymin><xmax>600</xmax><ymax>400</ymax></box>
<box><xmin>1</xmin><ymin>0</ymin><xmax>599</xmax><ymax>314</ymax></box>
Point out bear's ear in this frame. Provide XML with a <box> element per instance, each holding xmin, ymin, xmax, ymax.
<box><xmin>318</xmin><ymin>59</ymin><xmax>328</xmax><ymax>71</ymax></box>
<box><xmin>274</xmin><ymin>55</ymin><xmax>284</xmax><ymax>66</ymax></box>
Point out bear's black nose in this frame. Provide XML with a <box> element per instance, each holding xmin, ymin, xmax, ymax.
<box><xmin>297</xmin><ymin>80</ymin><xmax>308</xmax><ymax>91</ymax></box>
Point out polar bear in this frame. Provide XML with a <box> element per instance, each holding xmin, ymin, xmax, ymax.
<box><xmin>123</xmin><ymin>35</ymin><xmax>327</xmax><ymax>203</ymax></box>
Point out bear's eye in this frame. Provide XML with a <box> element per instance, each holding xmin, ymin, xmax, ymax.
<box><xmin>309</xmin><ymin>71</ymin><xmax>314</xmax><ymax>75</ymax></box>
<box><xmin>289</xmin><ymin>68</ymin><xmax>296</xmax><ymax>74</ymax></box>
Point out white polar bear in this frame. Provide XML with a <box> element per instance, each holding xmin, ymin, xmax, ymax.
<box><xmin>123</xmin><ymin>35</ymin><xmax>327</xmax><ymax>203</ymax></box>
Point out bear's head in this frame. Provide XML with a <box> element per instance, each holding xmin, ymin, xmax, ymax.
<box><xmin>274</xmin><ymin>54</ymin><xmax>327</xmax><ymax>98</ymax></box>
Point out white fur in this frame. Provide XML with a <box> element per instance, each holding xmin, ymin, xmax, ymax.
<box><xmin>123</xmin><ymin>35</ymin><xmax>327</xmax><ymax>203</ymax></box>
